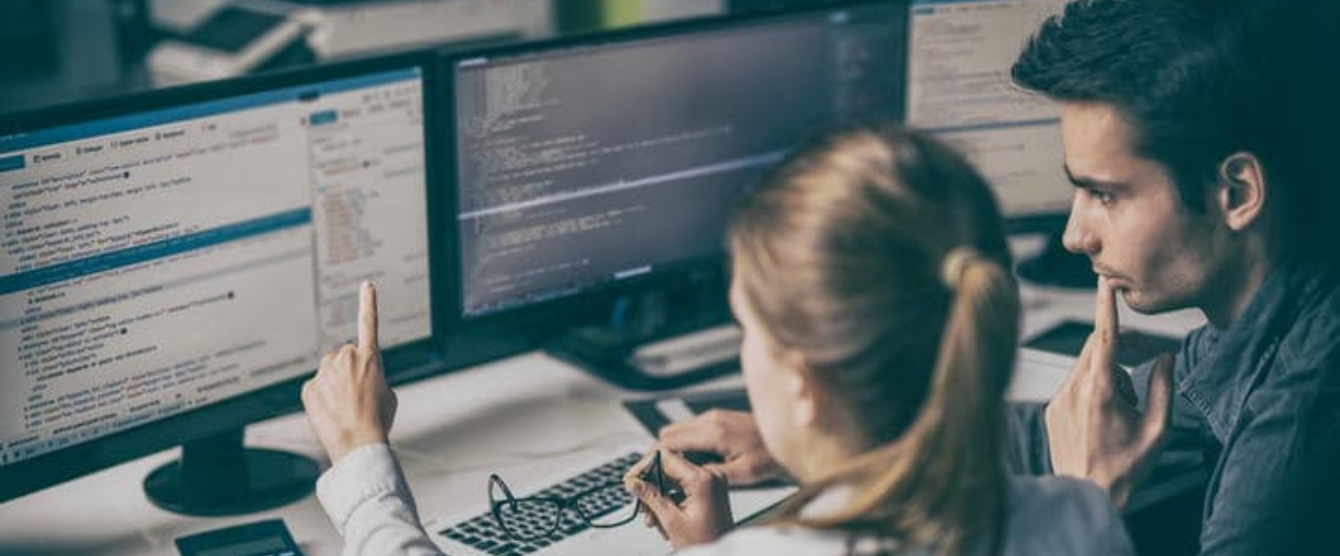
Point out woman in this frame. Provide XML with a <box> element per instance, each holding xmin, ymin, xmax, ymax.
<box><xmin>302</xmin><ymin>125</ymin><xmax>1133</xmax><ymax>556</ymax></box>
<box><xmin>619</xmin><ymin>125</ymin><xmax>1131</xmax><ymax>555</ymax></box>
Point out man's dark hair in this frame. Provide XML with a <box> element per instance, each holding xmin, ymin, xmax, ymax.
<box><xmin>1012</xmin><ymin>0</ymin><xmax>1340</xmax><ymax>264</ymax></box>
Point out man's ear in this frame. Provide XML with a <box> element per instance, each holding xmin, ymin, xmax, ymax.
<box><xmin>1216</xmin><ymin>152</ymin><xmax>1267</xmax><ymax>232</ymax></box>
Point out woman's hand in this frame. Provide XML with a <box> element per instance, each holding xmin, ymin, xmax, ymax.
<box><xmin>301</xmin><ymin>281</ymin><xmax>398</xmax><ymax>464</ymax></box>
<box><xmin>658</xmin><ymin>410</ymin><xmax>787</xmax><ymax>486</ymax></box>
<box><xmin>624</xmin><ymin>448</ymin><xmax>734</xmax><ymax>550</ymax></box>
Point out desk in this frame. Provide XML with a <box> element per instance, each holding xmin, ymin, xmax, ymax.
<box><xmin>0</xmin><ymin>279</ymin><xmax>1205</xmax><ymax>556</ymax></box>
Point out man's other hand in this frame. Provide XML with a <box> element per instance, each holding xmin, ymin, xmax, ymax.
<box><xmin>1045</xmin><ymin>277</ymin><xmax>1174</xmax><ymax>508</ymax></box>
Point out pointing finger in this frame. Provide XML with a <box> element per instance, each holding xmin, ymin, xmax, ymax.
<box><xmin>1089</xmin><ymin>276</ymin><xmax>1120</xmax><ymax>388</ymax></box>
<box><xmin>1059</xmin><ymin>329</ymin><xmax>1095</xmax><ymax>395</ymax></box>
<box><xmin>1140</xmin><ymin>353</ymin><xmax>1176</xmax><ymax>450</ymax></box>
<box><xmin>358</xmin><ymin>281</ymin><xmax>379</xmax><ymax>351</ymax></box>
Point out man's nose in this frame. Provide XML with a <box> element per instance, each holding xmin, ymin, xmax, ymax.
<box><xmin>1062</xmin><ymin>207</ymin><xmax>1098</xmax><ymax>256</ymax></box>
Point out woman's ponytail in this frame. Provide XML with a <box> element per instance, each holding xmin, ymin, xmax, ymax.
<box><xmin>731</xmin><ymin>126</ymin><xmax>1020</xmax><ymax>555</ymax></box>
<box><xmin>780</xmin><ymin>251</ymin><xmax>1019</xmax><ymax>556</ymax></box>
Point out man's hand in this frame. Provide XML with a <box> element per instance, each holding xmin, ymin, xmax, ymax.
<box><xmin>302</xmin><ymin>281</ymin><xmax>398</xmax><ymax>464</ymax></box>
<box><xmin>658</xmin><ymin>410</ymin><xmax>787</xmax><ymax>486</ymax></box>
<box><xmin>1045</xmin><ymin>277</ymin><xmax>1175</xmax><ymax>508</ymax></box>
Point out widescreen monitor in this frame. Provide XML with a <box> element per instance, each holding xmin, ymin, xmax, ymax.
<box><xmin>448</xmin><ymin>2</ymin><xmax>909</xmax><ymax>320</ymax></box>
<box><xmin>0</xmin><ymin>54</ymin><xmax>441</xmax><ymax>514</ymax></box>
<box><xmin>906</xmin><ymin>0</ymin><xmax>1090</xmax><ymax>285</ymax></box>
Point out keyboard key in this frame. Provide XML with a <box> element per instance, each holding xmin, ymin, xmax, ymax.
<box><xmin>485</xmin><ymin>542</ymin><xmax>517</xmax><ymax>555</ymax></box>
<box><xmin>437</xmin><ymin>452</ymin><xmax>642</xmax><ymax>551</ymax></box>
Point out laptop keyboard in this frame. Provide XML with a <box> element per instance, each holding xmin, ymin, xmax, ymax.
<box><xmin>438</xmin><ymin>452</ymin><xmax>643</xmax><ymax>556</ymax></box>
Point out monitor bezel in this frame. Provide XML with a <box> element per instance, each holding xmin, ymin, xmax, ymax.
<box><xmin>439</xmin><ymin>0</ymin><xmax>911</xmax><ymax>328</ymax></box>
<box><xmin>0</xmin><ymin>50</ymin><xmax>448</xmax><ymax>503</ymax></box>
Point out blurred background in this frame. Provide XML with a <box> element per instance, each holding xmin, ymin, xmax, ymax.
<box><xmin>0</xmin><ymin>0</ymin><xmax>841</xmax><ymax>114</ymax></box>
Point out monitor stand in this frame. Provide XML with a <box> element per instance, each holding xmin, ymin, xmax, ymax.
<box><xmin>547</xmin><ymin>290</ymin><xmax>740</xmax><ymax>390</ymax></box>
<box><xmin>1016</xmin><ymin>230</ymin><xmax>1097</xmax><ymax>289</ymax></box>
<box><xmin>144</xmin><ymin>427</ymin><xmax>318</xmax><ymax>516</ymax></box>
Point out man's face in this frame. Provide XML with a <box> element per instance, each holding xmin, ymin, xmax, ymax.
<box><xmin>1059</xmin><ymin>103</ymin><xmax>1224</xmax><ymax>314</ymax></box>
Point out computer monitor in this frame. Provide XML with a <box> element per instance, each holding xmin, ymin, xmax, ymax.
<box><xmin>446</xmin><ymin>2</ymin><xmax>907</xmax><ymax>356</ymax></box>
<box><xmin>906</xmin><ymin>0</ymin><xmax>1092</xmax><ymax>286</ymax></box>
<box><xmin>444</xmin><ymin>2</ymin><xmax>908</xmax><ymax>386</ymax></box>
<box><xmin>0</xmin><ymin>53</ymin><xmax>442</xmax><ymax>515</ymax></box>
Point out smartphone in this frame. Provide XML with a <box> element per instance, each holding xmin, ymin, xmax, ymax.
<box><xmin>148</xmin><ymin>5</ymin><xmax>307</xmax><ymax>84</ymax></box>
<box><xmin>1025</xmin><ymin>320</ymin><xmax>1183</xmax><ymax>368</ymax></box>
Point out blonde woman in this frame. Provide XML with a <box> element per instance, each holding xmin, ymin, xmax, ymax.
<box><xmin>624</xmin><ymin>125</ymin><xmax>1132</xmax><ymax>555</ymax></box>
<box><xmin>301</xmin><ymin>126</ymin><xmax>1133</xmax><ymax>556</ymax></box>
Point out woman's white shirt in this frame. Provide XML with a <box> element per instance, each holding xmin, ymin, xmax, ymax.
<box><xmin>675</xmin><ymin>475</ymin><xmax>1135</xmax><ymax>556</ymax></box>
<box><xmin>317</xmin><ymin>444</ymin><xmax>1134</xmax><ymax>556</ymax></box>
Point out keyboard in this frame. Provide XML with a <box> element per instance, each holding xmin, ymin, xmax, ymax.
<box><xmin>437</xmin><ymin>452</ymin><xmax>643</xmax><ymax>556</ymax></box>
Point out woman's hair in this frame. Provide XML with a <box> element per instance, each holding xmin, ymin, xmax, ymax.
<box><xmin>730</xmin><ymin>124</ymin><xmax>1020</xmax><ymax>555</ymax></box>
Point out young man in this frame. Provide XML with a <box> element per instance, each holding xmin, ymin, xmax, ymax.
<box><xmin>659</xmin><ymin>0</ymin><xmax>1340</xmax><ymax>553</ymax></box>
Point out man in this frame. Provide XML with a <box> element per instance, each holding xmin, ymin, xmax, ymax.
<box><xmin>659</xmin><ymin>0</ymin><xmax>1340</xmax><ymax>553</ymax></box>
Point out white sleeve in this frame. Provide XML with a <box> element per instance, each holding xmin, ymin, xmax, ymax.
<box><xmin>315</xmin><ymin>443</ymin><xmax>445</xmax><ymax>556</ymax></box>
<box><xmin>670</xmin><ymin>526</ymin><xmax>852</xmax><ymax>556</ymax></box>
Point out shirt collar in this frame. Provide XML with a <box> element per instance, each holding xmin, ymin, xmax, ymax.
<box><xmin>1176</xmin><ymin>261</ymin><xmax>1319</xmax><ymax>440</ymax></box>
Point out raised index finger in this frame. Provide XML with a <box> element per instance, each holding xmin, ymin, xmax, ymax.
<box><xmin>358</xmin><ymin>281</ymin><xmax>379</xmax><ymax>351</ymax></box>
<box><xmin>1090</xmin><ymin>275</ymin><xmax>1120</xmax><ymax>382</ymax></box>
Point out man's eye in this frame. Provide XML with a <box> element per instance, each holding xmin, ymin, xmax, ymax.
<box><xmin>1091</xmin><ymin>189</ymin><xmax>1115</xmax><ymax>206</ymax></box>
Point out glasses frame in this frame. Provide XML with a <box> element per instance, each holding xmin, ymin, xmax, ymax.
<box><xmin>487</xmin><ymin>451</ymin><xmax>669</xmax><ymax>541</ymax></box>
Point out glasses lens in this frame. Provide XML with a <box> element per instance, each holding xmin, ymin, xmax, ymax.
<box><xmin>576</xmin><ymin>482</ymin><xmax>639</xmax><ymax>528</ymax></box>
<box><xmin>490</xmin><ymin>477</ymin><xmax>561</xmax><ymax>541</ymax></box>
<box><xmin>495</xmin><ymin>497</ymin><xmax>562</xmax><ymax>540</ymax></box>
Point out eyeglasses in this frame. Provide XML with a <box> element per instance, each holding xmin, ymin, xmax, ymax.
<box><xmin>487</xmin><ymin>451</ymin><xmax>670</xmax><ymax>542</ymax></box>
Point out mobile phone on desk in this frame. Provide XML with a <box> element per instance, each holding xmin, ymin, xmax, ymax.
<box><xmin>176</xmin><ymin>519</ymin><xmax>304</xmax><ymax>556</ymax></box>
<box><xmin>623</xmin><ymin>388</ymin><xmax>749</xmax><ymax>466</ymax></box>
<box><xmin>1025</xmin><ymin>320</ymin><xmax>1183</xmax><ymax>368</ymax></box>
<box><xmin>148</xmin><ymin>4</ymin><xmax>308</xmax><ymax>85</ymax></box>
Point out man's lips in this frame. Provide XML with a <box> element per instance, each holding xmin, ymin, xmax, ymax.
<box><xmin>1092</xmin><ymin>265</ymin><xmax>1131</xmax><ymax>288</ymax></box>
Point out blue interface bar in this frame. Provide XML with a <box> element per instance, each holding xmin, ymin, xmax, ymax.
<box><xmin>0</xmin><ymin>208</ymin><xmax>312</xmax><ymax>295</ymax></box>
<box><xmin>0</xmin><ymin>155</ymin><xmax>23</xmax><ymax>172</ymax></box>
<box><xmin>309</xmin><ymin>110</ymin><xmax>339</xmax><ymax>126</ymax></box>
<box><xmin>0</xmin><ymin>68</ymin><xmax>420</xmax><ymax>155</ymax></box>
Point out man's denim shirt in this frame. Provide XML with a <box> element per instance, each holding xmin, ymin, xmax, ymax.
<box><xmin>1011</xmin><ymin>260</ymin><xmax>1340</xmax><ymax>555</ymax></box>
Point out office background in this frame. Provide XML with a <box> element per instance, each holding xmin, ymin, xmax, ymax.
<box><xmin>1</xmin><ymin>2</ymin><xmax>1208</xmax><ymax>555</ymax></box>
<box><xmin>0</xmin><ymin>0</ymin><xmax>794</xmax><ymax>113</ymax></box>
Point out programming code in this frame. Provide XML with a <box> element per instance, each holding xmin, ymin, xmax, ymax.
<box><xmin>455</xmin><ymin>5</ymin><xmax>903</xmax><ymax>316</ymax></box>
<box><xmin>906</xmin><ymin>0</ymin><xmax>1071</xmax><ymax>217</ymax></box>
<box><xmin>0</xmin><ymin>69</ymin><xmax>431</xmax><ymax>465</ymax></box>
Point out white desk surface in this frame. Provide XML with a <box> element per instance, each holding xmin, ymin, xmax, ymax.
<box><xmin>0</xmin><ymin>278</ymin><xmax>1205</xmax><ymax>556</ymax></box>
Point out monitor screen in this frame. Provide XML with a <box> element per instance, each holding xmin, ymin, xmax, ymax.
<box><xmin>906</xmin><ymin>0</ymin><xmax>1070</xmax><ymax>223</ymax></box>
<box><xmin>0</xmin><ymin>67</ymin><xmax>432</xmax><ymax>467</ymax></box>
<box><xmin>452</xmin><ymin>3</ymin><xmax>907</xmax><ymax>318</ymax></box>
